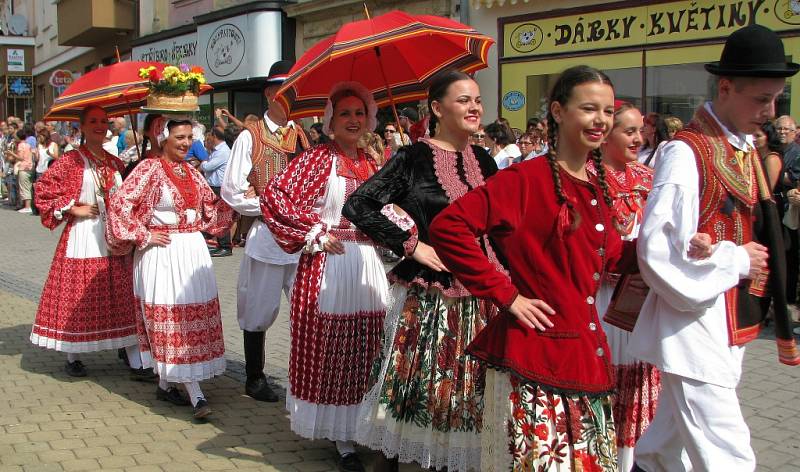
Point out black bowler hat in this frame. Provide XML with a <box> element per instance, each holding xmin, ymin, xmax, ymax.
<box><xmin>705</xmin><ymin>24</ymin><xmax>799</xmax><ymax>78</ymax></box>
<box><xmin>265</xmin><ymin>60</ymin><xmax>294</xmax><ymax>85</ymax></box>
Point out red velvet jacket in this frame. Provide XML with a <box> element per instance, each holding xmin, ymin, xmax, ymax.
<box><xmin>429</xmin><ymin>157</ymin><xmax>637</xmax><ymax>395</ymax></box>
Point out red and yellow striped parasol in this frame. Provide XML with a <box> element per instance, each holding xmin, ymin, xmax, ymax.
<box><xmin>275</xmin><ymin>10</ymin><xmax>494</xmax><ymax>121</ymax></box>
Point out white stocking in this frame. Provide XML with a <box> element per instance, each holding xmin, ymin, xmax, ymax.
<box><xmin>184</xmin><ymin>381</ymin><xmax>204</xmax><ymax>406</ymax></box>
<box><xmin>124</xmin><ymin>345</ymin><xmax>143</xmax><ymax>369</ymax></box>
<box><xmin>158</xmin><ymin>377</ymin><xmax>169</xmax><ymax>391</ymax></box>
<box><xmin>66</xmin><ymin>353</ymin><xmax>79</xmax><ymax>363</ymax></box>
<box><xmin>335</xmin><ymin>440</ymin><xmax>356</xmax><ymax>456</ymax></box>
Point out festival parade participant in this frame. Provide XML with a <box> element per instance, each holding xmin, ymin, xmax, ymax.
<box><xmin>31</xmin><ymin>105</ymin><xmax>141</xmax><ymax>378</ymax></box>
<box><xmin>430</xmin><ymin>65</ymin><xmax>633</xmax><ymax>471</ymax></box>
<box><xmin>107</xmin><ymin>116</ymin><xmax>233</xmax><ymax>419</ymax></box>
<box><xmin>344</xmin><ymin>70</ymin><xmax>499</xmax><ymax>472</ymax></box>
<box><xmin>629</xmin><ymin>25</ymin><xmax>800</xmax><ymax>471</ymax></box>
<box><xmin>261</xmin><ymin>82</ymin><xmax>386</xmax><ymax>472</ymax></box>
<box><xmin>587</xmin><ymin>101</ymin><xmax>657</xmax><ymax>471</ymax></box>
<box><xmin>221</xmin><ymin>60</ymin><xmax>309</xmax><ymax>403</ymax></box>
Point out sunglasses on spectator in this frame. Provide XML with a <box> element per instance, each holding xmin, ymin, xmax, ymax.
<box><xmin>384</xmin><ymin>129</ymin><xmax>396</xmax><ymax>133</ymax></box>
<box><xmin>473</xmin><ymin>134</ymin><xmax>485</xmax><ymax>139</ymax></box>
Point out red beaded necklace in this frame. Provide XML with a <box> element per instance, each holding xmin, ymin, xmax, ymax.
<box><xmin>334</xmin><ymin>143</ymin><xmax>376</xmax><ymax>182</ymax></box>
<box><xmin>159</xmin><ymin>158</ymin><xmax>198</xmax><ymax>209</ymax></box>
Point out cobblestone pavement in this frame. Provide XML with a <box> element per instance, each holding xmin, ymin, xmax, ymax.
<box><xmin>0</xmin><ymin>206</ymin><xmax>799</xmax><ymax>471</ymax></box>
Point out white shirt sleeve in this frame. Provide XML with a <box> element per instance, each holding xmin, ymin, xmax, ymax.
<box><xmin>637</xmin><ymin>140</ymin><xmax>750</xmax><ymax>313</ymax></box>
<box><xmin>221</xmin><ymin>130</ymin><xmax>261</xmax><ymax>217</ymax></box>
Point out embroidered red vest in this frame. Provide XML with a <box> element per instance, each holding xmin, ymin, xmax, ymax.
<box><xmin>246</xmin><ymin>120</ymin><xmax>310</xmax><ymax>195</ymax></box>
<box><xmin>676</xmin><ymin>106</ymin><xmax>800</xmax><ymax>365</ymax></box>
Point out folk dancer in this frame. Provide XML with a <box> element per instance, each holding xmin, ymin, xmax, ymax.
<box><xmin>629</xmin><ymin>25</ymin><xmax>800</xmax><ymax>471</ymax></box>
<box><xmin>31</xmin><ymin>105</ymin><xmax>141</xmax><ymax>378</ymax></box>
<box><xmin>261</xmin><ymin>82</ymin><xmax>387</xmax><ymax>472</ymax></box>
<box><xmin>107</xmin><ymin>117</ymin><xmax>234</xmax><ymax>419</ymax></box>
<box><xmin>221</xmin><ymin>60</ymin><xmax>310</xmax><ymax>403</ymax></box>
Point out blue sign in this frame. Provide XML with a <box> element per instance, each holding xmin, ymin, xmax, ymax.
<box><xmin>7</xmin><ymin>75</ymin><xmax>33</xmax><ymax>98</ymax></box>
<box><xmin>502</xmin><ymin>91</ymin><xmax>525</xmax><ymax>112</ymax></box>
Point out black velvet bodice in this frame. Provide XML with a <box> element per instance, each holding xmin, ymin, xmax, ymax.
<box><xmin>343</xmin><ymin>141</ymin><xmax>497</xmax><ymax>287</ymax></box>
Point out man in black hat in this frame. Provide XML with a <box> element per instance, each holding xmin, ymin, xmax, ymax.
<box><xmin>628</xmin><ymin>24</ymin><xmax>800</xmax><ymax>471</ymax></box>
<box><xmin>221</xmin><ymin>60</ymin><xmax>309</xmax><ymax>402</ymax></box>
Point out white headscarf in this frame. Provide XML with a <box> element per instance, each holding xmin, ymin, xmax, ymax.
<box><xmin>322</xmin><ymin>81</ymin><xmax>377</xmax><ymax>136</ymax></box>
<box><xmin>155</xmin><ymin>114</ymin><xmax>194</xmax><ymax>145</ymax></box>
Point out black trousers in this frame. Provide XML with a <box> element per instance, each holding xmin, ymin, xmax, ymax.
<box><xmin>787</xmin><ymin>227</ymin><xmax>799</xmax><ymax>304</ymax></box>
<box><xmin>209</xmin><ymin>186</ymin><xmax>232</xmax><ymax>250</ymax></box>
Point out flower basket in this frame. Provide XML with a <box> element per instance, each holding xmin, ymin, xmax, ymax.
<box><xmin>139</xmin><ymin>64</ymin><xmax>207</xmax><ymax>112</ymax></box>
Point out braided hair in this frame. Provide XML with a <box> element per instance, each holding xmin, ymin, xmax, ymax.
<box><xmin>545</xmin><ymin>65</ymin><xmax>614</xmax><ymax>228</ymax></box>
<box><xmin>427</xmin><ymin>70</ymin><xmax>474</xmax><ymax>138</ymax></box>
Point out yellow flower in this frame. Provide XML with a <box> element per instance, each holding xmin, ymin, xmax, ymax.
<box><xmin>138</xmin><ymin>66</ymin><xmax>156</xmax><ymax>79</ymax></box>
<box><xmin>162</xmin><ymin>66</ymin><xmax>181</xmax><ymax>80</ymax></box>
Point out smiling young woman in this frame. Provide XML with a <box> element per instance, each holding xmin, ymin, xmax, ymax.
<box><xmin>106</xmin><ymin>118</ymin><xmax>234</xmax><ymax>420</ymax></box>
<box><xmin>429</xmin><ymin>66</ymin><xmax>639</xmax><ymax>472</ymax></box>
<box><xmin>343</xmin><ymin>70</ymin><xmax>500</xmax><ymax>472</ymax></box>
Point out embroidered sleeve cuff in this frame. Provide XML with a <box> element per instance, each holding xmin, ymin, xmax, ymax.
<box><xmin>381</xmin><ymin>204</ymin><xmax>416</xmax><ymax>231</ymax></box>
<box><xmin>402</xmin><ymin>230</ymin><xmax>419</xmax><ymax>257</ymax></box>
<box><xmin>304</xmin><ymin>223</ymin><xmax>327</xmax><ymax>254</ymax></box>
<box><xmin>53</xmin><ymin>199</ymin><xmax>75</xmax><ymax>221</ymax></box>
<box><xmin>138</xmin><ymin>231</ymin><xmax>152</xmax><ymax>250</ymax></box>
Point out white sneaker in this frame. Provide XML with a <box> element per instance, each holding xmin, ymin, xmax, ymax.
<box><xmin>17</xmin><ymin>208</ymin><xmax>32</xmax><ymax>214</ymax></box>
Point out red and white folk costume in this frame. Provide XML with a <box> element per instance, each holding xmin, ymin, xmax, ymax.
<box><xmin>106</xmin><ymin>158</ymin><xmax>233</xmax><ymax>382</ymax></box>
<box><xmin>587</xmin><ymin>159</ymin><xmax>659</xmax><ymax>470</ymax></box>
<box><xmin>630</xmin><ymin>104</ymin><xmax>800</xmax><ymax>471</ymax></box>
<box><xmin>261</xmin><ymin>143</ymin><xmax>387</xmax><ymax>441</ymax></box>
<box><xmin>31</xmin><ymin>147</ymin><xmax>138</xmax><ymax>352</ymax></box>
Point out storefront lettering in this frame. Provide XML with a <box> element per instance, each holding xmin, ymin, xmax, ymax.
<box><xmin>504</xmin><ymin>0</ymin><xmax>793</xmax><ymax>58</ymax></box>
<box><xmin>139</xmin><ymin>40</ymin><xmax>198</xmax><ymax>63</ymax></box>
<box><xmin>554</xmin><ymin>16</ymin><xmax>636</xmax><ymax>45</ymax></box>
<box><xmin>647</xmin><ymin>0</ymin><xmax>765</xmax><ymax>36</ymax></box>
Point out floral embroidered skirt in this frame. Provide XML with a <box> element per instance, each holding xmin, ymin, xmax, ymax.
<box><xmin>133</xmin><ymin>231</ymin><xmax>225</xmax><ymax>383</ymax></box>
<box><xmin>356</xmin><ymin>284</ymin><xmax>496</xmax><ymax>471</ymax></box>
<box><xmin>482</xmin><ymin>369</ymin><xmax>618</xmax><ymax>472</ymax></box>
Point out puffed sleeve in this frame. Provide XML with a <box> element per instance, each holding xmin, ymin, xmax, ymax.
<box><xmin>430</xmin><ymin>166</ymin><xmax>526</xmax><ymax>309</ymax></box>
<box><xmin>637</xmin><ymin>140</ymin><xmax>750</xmax><ymax>312</ymax></box>
<box><xmin>343</xmin><ymin>148</ymin><xmax>416</xmax><ymax>257</ymax></box>
<box><xmin>106</xmin><ymin>159</ymin><xmax>160</xmax><ymax>251</ymax></box>
<box><xmin>33</xmin><ymin>151</ymin><xmax>83</xmax><ymax>230</ymax></box>
<box><xmin>260</xmin><ymin>144</ymin><xmax>334</xmax><ymax>254</ymax></box>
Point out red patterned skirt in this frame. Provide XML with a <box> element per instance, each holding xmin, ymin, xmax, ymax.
<box><xmin>133</xmin><ymin>232</ymin><xmax>225</xmax><ymax>382</ymax></box>
<box><xmin>287</xmin><ymin>241</ymin><xmax>387</xmax><ymax>441</ymax></box>
<box><xmin>31</xmin><ymin>233</ymin><xmax>137</xmax><ymax>352</ymax></box>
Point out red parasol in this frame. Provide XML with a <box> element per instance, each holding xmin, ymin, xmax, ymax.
<box><xmin>274</xmin><ymin>10</ymin><xmax>494</xmax><ymax>124</ymax></box>
<box><xmin>44</xmin><ymin>61</ymin><xmax>211</xmax><ymax>122</ymax></box>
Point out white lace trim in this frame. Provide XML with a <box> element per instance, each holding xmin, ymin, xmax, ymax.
<box><xmin>286</xmin><ymin>393</ymin><xmax>361</xmax><ymax>442</ymax></box>
<box><xmin>355</xmin><ymin>285</ymin><xmax>481</xmax><ymax>471</ymax></box>
<box><xmin>30</xmin><ymin>333</ymin><xmax>138</xmax><ymax>353</ymax></box>
<box><xmin>53</xmin><ymin>199</ymin><xmax>75</xmax><ymax>221</ymax></box>
<box><xmin>481</xmin><ymin>369</ymin><xmax>514</xmax><ymax>472</ymax></box>
<box><xmin>142</xmin><ymin>355</ymin><xmax>226</xmax><ymax>383</ymax></box>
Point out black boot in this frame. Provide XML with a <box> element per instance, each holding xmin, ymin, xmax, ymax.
<box><xmin>243</xmin><ymin>330</ymin><xmax>278</xmax><ymax>402</ymax></box>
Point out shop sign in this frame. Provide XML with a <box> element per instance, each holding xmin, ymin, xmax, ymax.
<box><xmin>132</xmin><ymin>32</ymin><xmax>199</xmax><ymax>64</ymax></box>
<box><xmin>205</xmin><ymin>23</ymin><xmax>246</xmax><ymax>77</ymax></box>
<box><xmin>502</xmin><ymin>91</ymin><xmax>526</xmax><ymax>112</ymax></box>
<box><xmin>7</xmin><ymin>75</ymin><xmax>33</xmax><ymax>97</ymax></box>
<box><xmin>197</xmin><ymin>11</ymin><xmax>282</xmax><ymax>84</ymax></box>
<box><xmin>49</xmin><ymin>70</ymin><xmax>75</xmax><ymax>97</ymax></box>
<box><xmin>7</xmin><ymin>48</ymin><xmax>24</xmax><ymax>72</ymax></box>
<box><xmin>503</xmin><ymin>0</ymin><xmax>796</xmax><ymax>58</ymax></box>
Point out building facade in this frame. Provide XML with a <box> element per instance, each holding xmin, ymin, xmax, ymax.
<box><xmin>470</xmin><ymin>0</ymin><xmax>800</xmax><ymax>130</ymax></box>
<box><xmin>133</xmin><ymin>0</ymin><xmax>296</xmax><ymax>128</ymax></box>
